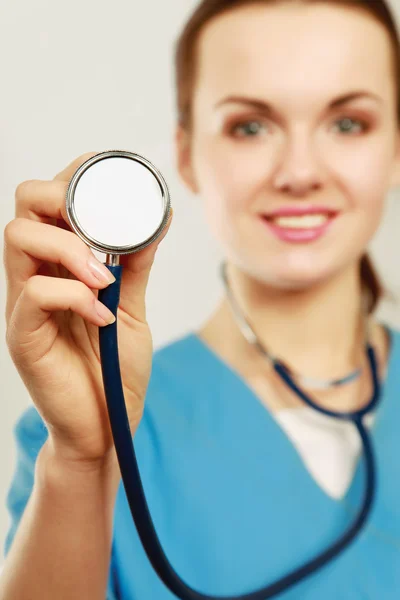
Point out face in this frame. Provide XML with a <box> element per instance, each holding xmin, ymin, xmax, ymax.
<box><xmin>175</xmin><ymin>2</ymin><xmax>400</xmax><ymax>290</ymax></box>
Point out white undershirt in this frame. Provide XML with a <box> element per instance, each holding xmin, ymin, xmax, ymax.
<box><xmin>272</xmin><ymin>407</ymin><xmax>376</xmax><ymax>499</ymax></box>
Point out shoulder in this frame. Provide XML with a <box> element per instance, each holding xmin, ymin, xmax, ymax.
<box><xmin>147</xmin><ymin>331</ymin><xmax>204</xmax><ymax>398</ymax></box>
<box><xmin>384</xmin><ymin>321</ymin><xmax>400</xmax><ymax>365</ymax></box>
<box><xmin>387</xmin><ymin>322</ymin><xmax>400</xmax><ymax>345</ymax></box>
<box><xmin>378</xmin><ymin>321</ymin><xmax>400</xmax><ymax>392</ymax></box>
<box><xmin>135</xmin><ymin>330</ymin><xmax>218</xmax><ymax>454</ymax></box>
<box><xmin>151</xmin><ymin>331</ymin><xmax>200</xmax><ymax>377</ymax></box>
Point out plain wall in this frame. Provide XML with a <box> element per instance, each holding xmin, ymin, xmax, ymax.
<box><xmin>1</xmin><ymin>0</ymin><xmax>400</xmax><ymax>568</ymax></box>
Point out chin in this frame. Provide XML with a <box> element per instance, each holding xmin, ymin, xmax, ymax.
<box><xmin>251</xmin><ymin>258</ymin><xmax>338</xmax><ymax>291</ymax></box>
<box><xmin>229</xmin><ymin>243</ymin><xmax>348</xmax><ymax>289</ymax></box>
<box><xmin>272</xmin><ymin>274</ymin><xmax>330</xmax><ymax>291</ymax></box>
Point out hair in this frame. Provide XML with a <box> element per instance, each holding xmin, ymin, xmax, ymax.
<box><xmin>174</xmin><ymin>0</ymin><xmax>400</xmax><ymax>314</ymax></box>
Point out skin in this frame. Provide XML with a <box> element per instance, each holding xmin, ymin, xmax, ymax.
<box><xmin>174</xmin><ymin>2</ymin><xmax>400</xmax><ymax>412</ymax></box>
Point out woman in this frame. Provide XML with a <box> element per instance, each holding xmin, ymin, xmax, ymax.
<box><xmin>2</xmin><ymin>0</ymin><xmax>400</xmax><ymax>598</ymax></box>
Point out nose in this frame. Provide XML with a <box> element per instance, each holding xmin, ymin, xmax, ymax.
<box><xmin>272</xmin><ymin>129</ymin><xmax>325</xmax><ymax>197</ymax></box>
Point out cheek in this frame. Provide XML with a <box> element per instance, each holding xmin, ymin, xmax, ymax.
<box><xmin>337</xmin><ymin>145</ymin><xmax>392</xmax><ymax>227</ymax></box>
<box><xmin>192</xmin><ymin>136</ymin><xmax>270</xmax><ymax>218</ymax></box>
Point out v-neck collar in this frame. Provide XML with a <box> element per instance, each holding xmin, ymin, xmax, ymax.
<box><xmin>185</xmin><ymin>323</ymin><xmax>398</xmax><ymax>509</ymax></box>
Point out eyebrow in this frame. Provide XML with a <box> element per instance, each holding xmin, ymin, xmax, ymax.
<box><xmin>214</xmin><ymin>91</ymin><xmax>383</xmax><ymax>112</ymax></box>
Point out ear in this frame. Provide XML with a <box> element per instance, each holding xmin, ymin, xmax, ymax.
<box><xmin>175</xmin><ymin>124</ymin><xmax>199</xmax><ymax>194</ymax></box>
<box><xmin>389</xmin><ymin>131</ymin><xmax>400</xmax><ymax>188</ymax></box>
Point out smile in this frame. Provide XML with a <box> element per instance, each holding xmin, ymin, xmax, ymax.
<box><xmin>260</xmin><ymin>212</ymin><xmax>338</xmax><ymax>243</ymax></box>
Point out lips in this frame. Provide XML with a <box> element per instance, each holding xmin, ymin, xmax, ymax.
<box><xmin>259</xmin><ymin>208</ymin><xmax>339</xmax><ymax>243</ymax></box>
<box><xmin>263</xmin><ymin>205</ymin><xmax>338</xmax><ymax>219</ymax></box>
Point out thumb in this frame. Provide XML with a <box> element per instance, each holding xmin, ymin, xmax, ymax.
<box><xmin>116</xmin><ymin>208</ymin><xmax>173</xmax><ymax>323</ymax></box>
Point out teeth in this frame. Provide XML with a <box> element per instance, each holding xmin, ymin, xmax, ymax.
<box><xmin>271</xmin><ymin>214</ymin><xmax>329</xmax><ymax>228</ymax></box>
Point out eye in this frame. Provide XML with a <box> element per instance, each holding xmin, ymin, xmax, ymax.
<box><xmin>228</xmin><ymin>119</ymin><xmax>269</xmax><ymax>138</ymax></box>
<box><xmin>332</xmin><ymin>117</ymin><xmax>369</xmax><ymax>135</ymax></box>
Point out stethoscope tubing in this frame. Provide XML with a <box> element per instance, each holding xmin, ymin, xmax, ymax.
<box><xmin>98</xmin><ymin>263</ymin><xmax>381</xmax><ymax>600</ymax></box>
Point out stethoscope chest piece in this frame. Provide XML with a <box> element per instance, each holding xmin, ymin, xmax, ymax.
<box><xmin>65</xmin><ymin>149</ymin><xmax>171</xmax><ymax>257</ymax></box>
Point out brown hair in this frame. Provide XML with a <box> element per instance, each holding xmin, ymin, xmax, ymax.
<box><xmin>174</xmin><ymin>0</ymin><xmax>400</xmax><ymax>313</ymax></box>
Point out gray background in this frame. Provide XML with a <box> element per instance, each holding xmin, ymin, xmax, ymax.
<box><xmin>1</xmin><ymin>0</ymin><xmax>400</xmax><ymax>568</ymax></box>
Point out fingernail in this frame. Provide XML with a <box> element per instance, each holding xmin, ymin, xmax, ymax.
<box><xmin>87</xmin><ymin>255</ymin><xmax>116</xmax><ymax>284</ymax></box>
<box><xmin>95</xmin><ymin>299</ymin><xmax>116</xmax><ymax>324</ymax></box>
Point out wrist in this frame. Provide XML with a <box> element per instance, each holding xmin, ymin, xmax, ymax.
<box><xmin>36</xmin><ymin>438</ymin><xmax>121</xmax><ymax>496</ymax></box>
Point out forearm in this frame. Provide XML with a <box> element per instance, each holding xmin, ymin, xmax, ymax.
<box><xmin>0</xmin><ymin>439</ymin><xmax>121</xmax><ymax>600</ymax></box>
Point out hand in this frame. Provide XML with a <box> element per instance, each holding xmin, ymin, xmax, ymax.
<box><xmin>4</xmin><ymin>152</ymin><xmax>173</xmax><ymax>468</ymax></box>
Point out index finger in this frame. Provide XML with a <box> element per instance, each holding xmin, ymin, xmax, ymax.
<box><xmin>14</xmin><ymin>151</ymin><xmax>101</xmax><ymax>225</ymax></box>
<box><xmin>53</xmin><ymin>151</ymin><xmax>101</xmax><ymax>182</ymax></box>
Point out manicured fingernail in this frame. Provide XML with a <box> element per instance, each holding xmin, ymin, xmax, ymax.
<box><xmin>94</xmin><ymin>299</ymin><xmax>116</xmax><ymax>324</ymax></box>
<box><xmin>87</xmin><ymin>255</ymin><xmax>116</xmax><ymax>284</ymax></box>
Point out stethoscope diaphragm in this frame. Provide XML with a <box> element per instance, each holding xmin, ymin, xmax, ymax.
<box><xmin>65</xmin><ymin>149</ymin><xmax>171</xmax><ymax>261</ymax></box>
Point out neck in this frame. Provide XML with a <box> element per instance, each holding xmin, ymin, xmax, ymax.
<box><xmin>213</xmin><ymin>260</ymin><xmax>369</xmax><ymax>379</ymax></box>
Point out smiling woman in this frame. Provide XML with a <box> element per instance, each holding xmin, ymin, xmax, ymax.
<box><xmin>3</xmin><ymin>1</ymin><xmax>400</xmax><ymax>600</ymax></box>
<box><xmin>173</xmin><ymin>0</ymin><xmax>400</xmax><ymax>403</ymax></box>
<box><xmin>175</xmin><ymin>0</ymin><xmax>400</xmax><ymax>317</ymax></box>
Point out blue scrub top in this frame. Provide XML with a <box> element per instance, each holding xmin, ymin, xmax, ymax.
<box><xmin>4</xmin><ymin>324</ymin><xmax>400</xmax><ymax>599</ymax></box>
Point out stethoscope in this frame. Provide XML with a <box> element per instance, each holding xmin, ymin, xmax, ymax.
<box><xmin>65</xmin><ymin>149</ymin><xmax>382</xmax><ymax>600</ymax></box>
